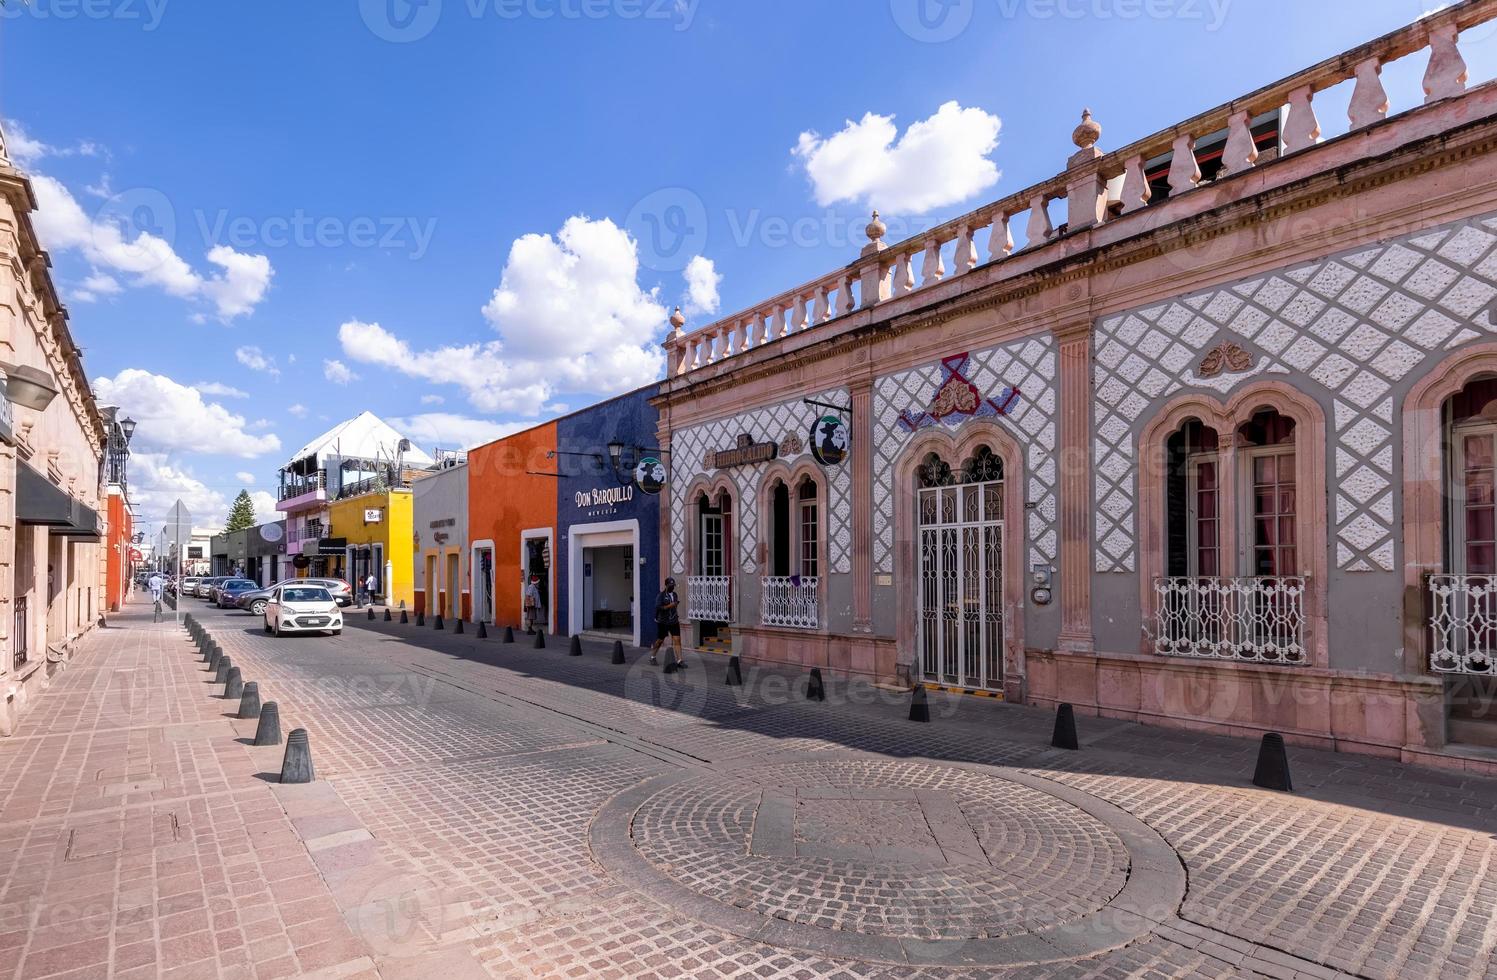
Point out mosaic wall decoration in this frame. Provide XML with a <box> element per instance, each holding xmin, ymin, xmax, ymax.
<box><xmin>668</xmin><ymin>389</ymin><xmax>852</xmax><ymax>577</ymax></box>
<box><xmin>873</xmin><ymin>336</ymin><xmax>1059</xmax><ymax>575</ymax></box>
<box><xmin>1093</xmin><ymin>214</ymin><xmax>1497</xmax><ymax>574</ymax></box>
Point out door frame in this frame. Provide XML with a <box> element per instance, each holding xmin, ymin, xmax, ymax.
<box><xmin>567</xmin><ymin>519</ymin><xmax>640</xmax><ymax>648</ymax></box>
<box><xmin>470</xmin><ymin>540</ymin><xmax>496</xmax><ymax>623</ymax></box>
<box><xmin>520</xmin><ymin>527</ymin><xmax>555</xmax><ymax>635</ymax></box>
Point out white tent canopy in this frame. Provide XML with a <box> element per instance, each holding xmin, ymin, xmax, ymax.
<box><xmin>281</xmin><ymin>411</ymin><xmax>435</xmax><ymax>471</ymax></box>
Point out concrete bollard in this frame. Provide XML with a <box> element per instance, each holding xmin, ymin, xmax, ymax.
<box><xmin>611</xmin><ymin>640</ymin><xmax>625</xmax><ymax>665</ymax></box>
<box><xmin>434</xmin><ymin>615</ymin><xmax>444</xmax><ymax>630</ymax></box>
<box><xmin>238</xmin><ymin>682</ymin><xmax>262</xmax><ymax>719</ymax></box>
<box><xmin>224</xmin><ymin>667</ymin><xmax>244</xmax><ymax>700</ymax></box>
<box><xmin>203</xmin><ymin>641</ymin><xmax>217</xmax><ymax>664</ymax></box>
<box><xmin>663</xmin><ymin>659</ymin><xmax>677</xmax><ymax>674</ymax></box>
<box><xmin>454</xmin><ymin>618</ymin><xmax>464</xmax><ymax>635</ymax></box>
<box><xmin>280</xmin><ymin>729</ymin><xmax>314</xmax><ymax>784</ymax></box>
<box><xmin>368</xmin><ymin>608</ymin><xmax>375</xmax><ymax>621</ymax></box>
<box><xmin>1252</xmin><ymin>733</ymin><xmax>1293</xmax><ymax>792</ymax></box>
<box><xmin>806</xmin><ymin>668</ymin><xmax>826</xmax><ymax>702</ymax></box>
<box><xmin>569</xmin><ymin>635</ymin><xmax>583</xmax><ymax>657</ymax></box>
<box><xmin>417</xmin><ymin>612</ymin><xmax>426</xmax><ymax>627</ymax></box>
<box><xmin>908</xmin><ymin>685</ymin><xmax>931</xmax><ymax>723</ymax></box>
<box><xmin>533</xmin><ymin>630</ymin><xmax>546</xmax><ymax>650</ymax></box>
<box><xmin>478</xmin><ymin>621</ymin><xmax>488</xmax><ymax>639</ymax></box>
<box><xmin>385</xmin><ymin>608</ymin><xmax>392</xmax><ymax>622</ymax></box>
<box><xmin>725</xmin><ymin>656</ymin><xmax>743</xmax><ymax>686</ymax></box>
<box><xmin>503</xmin><ymin>626</ymin><xmax>514</xmax><ymax>644</ymax></box>
<box><xmin>253</xmin><ymin>702</ymin><xmax>282</xmax><ymax>745</ymax></box>
<box><xmin>214</xmin><ymin>657</ymin><xmax>233</xmax><ymax>684</ymax></box>
<box><xmin>400</xmin><ymin>610</ymin><xmax>409</xmax><ymax>624</ymax></box>
<box><xmin>1051</xmin><ymin>704</ymin><xmax>1080</xmax><ymax>751</ymax></box>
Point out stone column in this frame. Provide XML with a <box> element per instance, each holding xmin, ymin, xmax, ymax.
<box><xmin>1055</xmin><ymin>322</ymin><xmax>1095</xmax><ymax>653</ymax></box>
<box><xmin>851</xmin><ymin>376</ymin><xmax>873</xmax><ymax>634</ymax></box>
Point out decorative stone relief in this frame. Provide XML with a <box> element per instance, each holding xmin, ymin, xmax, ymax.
<box><xmin>669</xmin><ymin>388</ymin><xmax>852</xmax><ymax>577</ymax></box>
<box><xmin>1094</xmin><ymin>214</ymin><xmax>1497</xmax><ymax>574</ymax></box>
<box><xmin>873</xmin><ymin>336</ymin><xmax>1058</xmax><ymax>574</ymax></box>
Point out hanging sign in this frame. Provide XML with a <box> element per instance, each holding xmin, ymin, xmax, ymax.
<box><xmin>634</xmin><ymin>456</ymin><xmax>666</xmax><ymax>495</ymax></box>
<box><xmin>809</xmin><ymin>415</ymin><xmax>849</xmax><ymax>466</ymax></box>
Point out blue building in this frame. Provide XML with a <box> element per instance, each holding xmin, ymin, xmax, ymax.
<box><xmin>554</xmin><ymin>384</ymin><xmax>661</xmax><ymax>647</ymax></box>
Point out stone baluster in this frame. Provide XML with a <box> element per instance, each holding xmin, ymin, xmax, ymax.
<box><xmin>771</xmin><ymin>305</ymin><xmax>787</xmax><ymax>340</ymax></box>
<box><xmin>1217</xmin><ymin>110</ymin><xmax>1259</xmax><ymax>177</ymax></box>
<box><xmin>668</xmin><ymin>307</ymin><xmax>689</xmax><ymax>375</ymax></box>
<box><xmin>689</xmin><ymin>334</ymin><xmax>704</xmax><ymax>371</ymax></box>
<box><xmin>1025</xmin><ymin>194</ymin><xmax>1053</xmax><ymax>247</ymax></box>
<box><xmin>791</xmin><ymin>296</ymin><xmax>808</xmax><ymax>333</ymax></box>
<box><xmin>1282</xmin><ymin>85</ymin><xmax>1321</xmax><ymax>152</ymax></box>
<box><xmin>953</xmin><ymin>225</ymin><xmax>977</xmax><ymax>275</ymax></box>
<box><xmin>987</xmin><ymin>212</ymin><xmax>1014</xmax><ymax>261</ymax></box>
<box><xmin>1348</xmin><ymin>58</ymin><xmax>1388</xmax><ymax>129</ymax></box>
<box><xmin>1119</xmin><ymin>154</ymin><xmax>1151</xmax><ymax>214</ymax></box>
<box><xmin>1424</xmin><ymin>22</ymin><xmax>1468</xmax><ymax>103</ymax></box>
<box><xmin>919</xmin><ymin>238</ymin><xmax>945</xmax><ymax>287</ymax></box>
<box><xmin>812</xmin><ymin>284</ymin><xmax>830</xmax><ymax>324</ymax></box>
<box><xmin>743</xmin><ymin>313</ymin><xmax>760</xmax><ymax>349</ymax></box>
<box><xmin>839</xmin><ymin>274</ymin><xmax>857</xmax><ymax>316</ymax></box>
<box><xmin>894</xmin><ymin>251</ymin><xmax>916</xmax><ymax>295</ymax></box>
<box><xmin>1167</xmin><ymin>134</ymin><xmax>1200</xmax><ymax>195</ymax></box>
<box><xmin>722</xmin><ymin>322</ymin><xmax>738</xmax><ymax>359</ymax></box>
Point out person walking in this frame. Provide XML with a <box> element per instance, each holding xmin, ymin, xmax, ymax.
<box><xmin>649</xmin><ymin>577</ymin><xmax>684</xmax><ymax>668</ymax></box>
<box><xmin>363</xmin><ymin>572</ymin><xmax>377</xmax><ymax>606</ymax></box>
<box><xmin>523</xmin><ymin>575</ymin><xmax>543</xmax><ymax>635</ymax></box>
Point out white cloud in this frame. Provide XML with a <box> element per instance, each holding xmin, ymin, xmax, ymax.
<box><xmin>29</xmin><ymin>173</ymin><xmax>273</xmax><ymax>320</ymax></box>
<box><xmin>235</xmin><ymin>346</ymin><xmax>280</xmax><ymax>377</ymax></box>
<box><xmin>323</xmin><ymin>359</ymin><xmax>359</xmax><ymax>385</ymax></box>
<box><xmin>93</xmin><ymin>368</ymin><xmax>282</xmax><ymax>458</ymax></box>
<box><xmin>235</xmin><ymin>471</ymin><xmax>256</xmax><ymax>484</ymax></box>
<box><xmin>4</xmin><ymin>120</ymin><xmax>104</xmax><ymax>168</ymax></box>
<box><xmin>683</xmin><ymin>255</ymin><xmax>722</xmax><ymax>317</ymax></box>
<box><xmin>287</xmin><ymin>404</ymin><xmax>307</xmax><ymax>418</ymax></box>
<box><xmin>130</xmin><ymin>453</ymin><xmax>232</xmax><ymax>527</ymax></box>
<box><xmin>388</xmin><ymin>413</ymin><xmax>529</xmax><ymax>451</ymax></box>
<box><xmin>249</xmin><ymin>490</ymin><xmax>278</xmax><ymax>522</ymax></box>
<box><xmin>791</xmin><ymin>101</ymin><xmax>1001</xmax><ymax>215</ymax></box>
<box><xmin>420</xmin><ymin>394</ymin><xmax>445</xmax><ymax>405</ymax></box>
<box><xmin>340</xmin><ymin>216</ymin><xmax>666</xmax><ymax>414</ymax></box>
<box><xmin>72</xmin><ymin>272</ymin><xmax>122</xmax><ymax>304</ymax></box>
<box><xmin>194</xmin><ymin>381</ymin><xmax>248</xmax><ymax>399</ymax></box>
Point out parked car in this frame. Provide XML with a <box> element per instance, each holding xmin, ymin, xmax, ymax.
<box><xmin>303</xmin><ymin>578</ymin><xmax>354</xmax><ymax>607</ymax></box>
<box><xmin>216</xmin><ymin>579</ymin><xmax>259</xmax><ymax>609</ymax></box>
<box><xmin>264</xmin><ymin>584</ymin><xmax>343</xmax><ymax>637</ymax></box>
<box><xmin>201</xmin><ymin>577</ymin><xmax>227</xmax><ymax>601</ymax></box>
<box><xmin>180</xmin><ymin>577</ymin><xmax>201</xmax><ymax>598</ymax></box>
<box><xmin>235</xmin><ymin>586</ymin><xmax>276</xmax><ymax>617</ymax></box>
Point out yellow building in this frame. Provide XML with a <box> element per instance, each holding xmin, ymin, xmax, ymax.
<box><xmin>327</xmin><ymin>488</ymin><xmax>414</xmax><ymax>609</ymax></box>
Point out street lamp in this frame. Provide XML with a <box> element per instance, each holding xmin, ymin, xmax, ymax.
<box><xmin>119</xmin><ymin>416</ymin><xmax>136</xmax><ymax>443</ymax></box>
<box><xmin>0</xmin><ymin>363</ymin><xmax>58</xmax><ymax>412</ymax></box>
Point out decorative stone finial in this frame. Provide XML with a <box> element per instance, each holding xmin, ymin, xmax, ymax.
<box><xmin>669</xmin><ymin>306</ymin><xmax>686</xmax><ymax>334</ymax></box>
<box><xmin>865</xmin><ymin>210</ymin><xmax>887</xmax><ymax>245</ymax></box>
<box><xmin>1072</xmin><ymin>109</ymin><xmax>1102</xmax><ymax>150</ymax></box>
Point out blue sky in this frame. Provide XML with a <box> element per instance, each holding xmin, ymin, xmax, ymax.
<box><xmin>0</xmin><ymin>0</ymin><xmax>1486</xmax><ymax>532</ymax></box>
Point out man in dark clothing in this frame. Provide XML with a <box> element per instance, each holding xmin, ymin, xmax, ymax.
<box><xmin>649</xmin><ymin>577</ymin><xmax>685</xmax><ymax>668</ymax></box>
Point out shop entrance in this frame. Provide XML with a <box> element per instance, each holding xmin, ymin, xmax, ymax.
<box><xmin>582</xmin><ymin>545</ymin><xmax>634</xmax><ymax>636</ymax></box>
<box><xmin>473</xmin><ymin>546</ymin><xmax>494</xmax><ymax>623</ymax></box>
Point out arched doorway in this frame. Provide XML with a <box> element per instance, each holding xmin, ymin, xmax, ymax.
<box><xmin>916</xmin><ymin>446</ymin><xmax>1004</xmax><ymax>691</ymax></box>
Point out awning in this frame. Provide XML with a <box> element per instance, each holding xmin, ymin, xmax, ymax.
<box><xmin>17</xmin><ymin>464</ymin><xmax>100</xmax><ymax>538</ymax></box>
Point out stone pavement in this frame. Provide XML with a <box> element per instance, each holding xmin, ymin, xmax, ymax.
<box><xmin>0</xmin><ymin>599</ymin><xmax>1494</xmax><ymax>978</ymax></box>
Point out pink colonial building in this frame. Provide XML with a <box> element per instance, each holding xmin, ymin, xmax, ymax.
<box><xmin>654</xmin><ymin>0</ymin><xmax>1497</xmax><ymax>771</ymax></box>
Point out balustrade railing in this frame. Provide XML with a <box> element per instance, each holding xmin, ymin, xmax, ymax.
<box><xmin>1429</xmin><ymin>574</ymin><xmax>1497</xmax><ymax>675</ymax></box>
<box><xmin>761</xmin><ymin>576</ymin><xmax>819</xmax><ymax>630</ymax></box>
<box><xmin>663</xmin><ymin>0</ymin><xmax>1494</xmax><ymax>379</ymax></box>
<box><xmin>279</xmin><ymin>470</ymin><xmax>327</xmax><ymax>502</ymax></box>
<box><xmin>1154</xmin><ymin>576</ymin><xmax>1307</xmax><ymax>665</ymax></box>
<box><xmin>687</xmin><ymin>576</ymin><xmax>732</xmax><ymax>623</ymax></box>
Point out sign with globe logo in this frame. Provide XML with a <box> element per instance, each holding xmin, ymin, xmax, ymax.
<box><xmin>634</xmin><ymin>456</ymin><xmax>667</xmax><ymax>495</ymax></box>
<box><xmin>810</xmin><ymin>415</ymin><xmax>849</xmax><ymax>467</ymax></box>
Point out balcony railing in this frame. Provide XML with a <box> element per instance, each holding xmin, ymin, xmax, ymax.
<box><xmin>662</xmin><ymin>0</ymin><xmax>1494</xmax><ymax>380</ymax></box>
<box><xmin>687</xmin><ymin>576</ymin><xmax>732</xmax><ymax>623</ymax></box>
<box><xmin>761</xmin><ymin>576</ymin><xmax>819</xmax><ymax>629</ymax></box>
<box><xmin>1154</xmin><ymin>576</ymin><xmax>1307</xmax><ymax>665</ymax></box>
<box><xmin>279</xmin><ymin>470</ymin><xmax>326</xmax><ymax>502</ymax></box>
<box><xmin>1429</xmin><ymin>575</ymin><xmax>1497</xmax><ymax>675</ymax></box>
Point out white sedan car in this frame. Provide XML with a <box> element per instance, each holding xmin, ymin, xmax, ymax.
<box><xmin>264</xmin><ymin>584</ymin><xmax>343</xmax><ymax>637</ymax></box>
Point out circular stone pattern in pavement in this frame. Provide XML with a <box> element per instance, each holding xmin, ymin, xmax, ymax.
<box><xmin>592</xmin><ymin>754</ymin><xmax>1186</xmax><ymax>968</ymax></box>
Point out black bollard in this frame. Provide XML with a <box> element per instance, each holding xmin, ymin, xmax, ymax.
<box><xmin>1252</xmin><ymin>733</ymin><xmax>1293</xmax><ymax>792</ymax></box>
<box><xmin>238</xmin><ymin>682</ymin><xmax>262</xmax><ymax>719</ymax></box>
<box><xmin>384</xmin><ymin>608</ymin><xmax>392</xmax><ymax>622</ymax></box>
<box><xmin>368</xmin><ymin>608</ymin><xmax>375</xmax><ymax>621</ymax></box>
<box><xmin>280</xmin><ymin>729</ymin><xmax>314</xmax><ymax>784</ymax></box>
<box><xmin>253</xmin><ymin>702</ymin><xmax>282</xmax><ymax>746</ymax></box>
<box><xmin>806</xmin><ymin>667</ymin><xmax>826</xmax><ymax>702</ymax></box>
<box><xmin>417</xmin><ymin>612</ymin><xmax>426</xmax><ymax>627</ymax></box>
<box><xmin>454</xmin><ymin>619</ymin><xmax>464</xmax><ymax>635</ymax></box>
<box><xmin>569</xmin><ymin>635</ymin><xmax>583</xmax><ymax>657</ymax></box>
<box><xmin>224</xmin><ymin>667</ymin><xmax>244</xmax><ymax>700</ymax></box>
<box><xmin>663</xmin><ymin>658</ymin><xmax>677</xmax><ymax>674</ymax></box>
<box><xmin>477</xmin><ymin>621</ymin><xmax>488</xmax><ymax>639</ymax></box>
<box><xmin>611</xmin><ymin>640</ymin><xmax>625</xmax><ymax>665</ymax></box>
<box><xmin>434</xmin><ymin>615</ymin><xmax>444</xmax><ymax>630</ymax></box>
<box><xmin>1051</xmin><ymin>703</ymin><xmax>1080</xmax><ymax>751</ymax></box>
<box><xmin>503</xmin><ymin>626</ymin><xmax>514</xmax><ymax>644</ymax></box>
<box><xmin>534</xmin><ymin>630</ymin><xmax>546</xmax><ymax>650</ymax></box>
<box><xmin>214</xmin><ymin>657</ymin><xmax>233</xmax><ymax>684</ymax></box>
<box><xmin>909</xmin><ymin>685</ymin><xmax>931</xmax><ymax>723</ymax></box>
<box><xmin>400</xmin><ymin>610</ymin><xmax>409</xmax><ymax>624</ymax></box>
<box><xmin>725</xmin><ymin>656</ymin><xmax>743</xmax><ymax>686</ymax></box>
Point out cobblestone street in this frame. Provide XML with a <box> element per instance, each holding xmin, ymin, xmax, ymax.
<box><xmin>2</xmin><ymin>598</ymin><xmax>1495</xmax><ymax>979</ymax></box>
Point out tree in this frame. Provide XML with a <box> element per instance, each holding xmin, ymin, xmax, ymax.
<box><xmin>224</xmin><ymin>490</ymin><xmax>256</xmax><ymax>532</ymax></box>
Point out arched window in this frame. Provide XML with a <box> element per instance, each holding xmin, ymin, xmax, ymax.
<box><xmin>767</xmin><ymin>475</ymin><xmax>819</xmax><ymax>579</ymax></box>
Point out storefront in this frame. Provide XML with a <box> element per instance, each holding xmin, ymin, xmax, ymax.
<box><xmin>328</xmin><ymin>489</ymin><xmax>414</xmax><ymax>608</ymax></box>
<box><xmin>556</xmin><ymin>386</ymin><xmax>661</xmax><ymax>648</ymax></box>
<box><xmin>467</xmin><ymin>423</ymin><xmax>556</xmax><ymax>631</ymax></box>
<box><xmin>413</xmin><ymin>463</ymin><xmax>468</xmax><ymax>619</ymax></box>
<box><xmin>245</xmin><ymin>521</ymin><xmax>286</xmax><ymax>586</ymax></box>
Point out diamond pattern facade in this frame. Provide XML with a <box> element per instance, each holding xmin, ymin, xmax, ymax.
<box><xmin>872</xmin><ymin>337</ymin><xmax>1059</xmax><ymax>574</ymax></box>
<box><xmin>1093</xmin><ymin>214</ymin><xmax>1497</xmax><ymax>575</ymax></box>
<box><xmin>669</xmin><ymin>389</ymin><xmax>852</xmax><ymax>576</ymax></box>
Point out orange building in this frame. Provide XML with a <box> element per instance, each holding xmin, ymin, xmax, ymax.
<box><xmin>466</xmin><ymin>422</ymin><xmax>557</xmax><ymax>632</ymax></box>
<box><xmin>104</xmin><ymin>486</ymin><xmax>132</xmax><ymax>613</ymax></box>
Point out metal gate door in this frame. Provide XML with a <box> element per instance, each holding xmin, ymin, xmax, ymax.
<box><xmin>918</xmin><ymin>480</ymin><xmax>1004</xmax><ymax>690</ymax></box>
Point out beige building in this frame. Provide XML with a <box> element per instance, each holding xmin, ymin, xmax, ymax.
<box><xmin>0</xmin><ymin>125</ymin><xmax>110</xmax><ymax>735</ymax></box>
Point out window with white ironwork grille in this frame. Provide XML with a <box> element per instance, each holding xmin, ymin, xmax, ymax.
<box><xmin>1429</xmin><ymin>378</ymin><xmax>1497</xmax><ymax>674</ymax></box>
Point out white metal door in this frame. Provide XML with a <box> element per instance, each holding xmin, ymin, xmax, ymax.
<box><xmin>917</xmin><ymin>480</ymin><xmax>1004</xmax><ymax>690</ymax></box>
